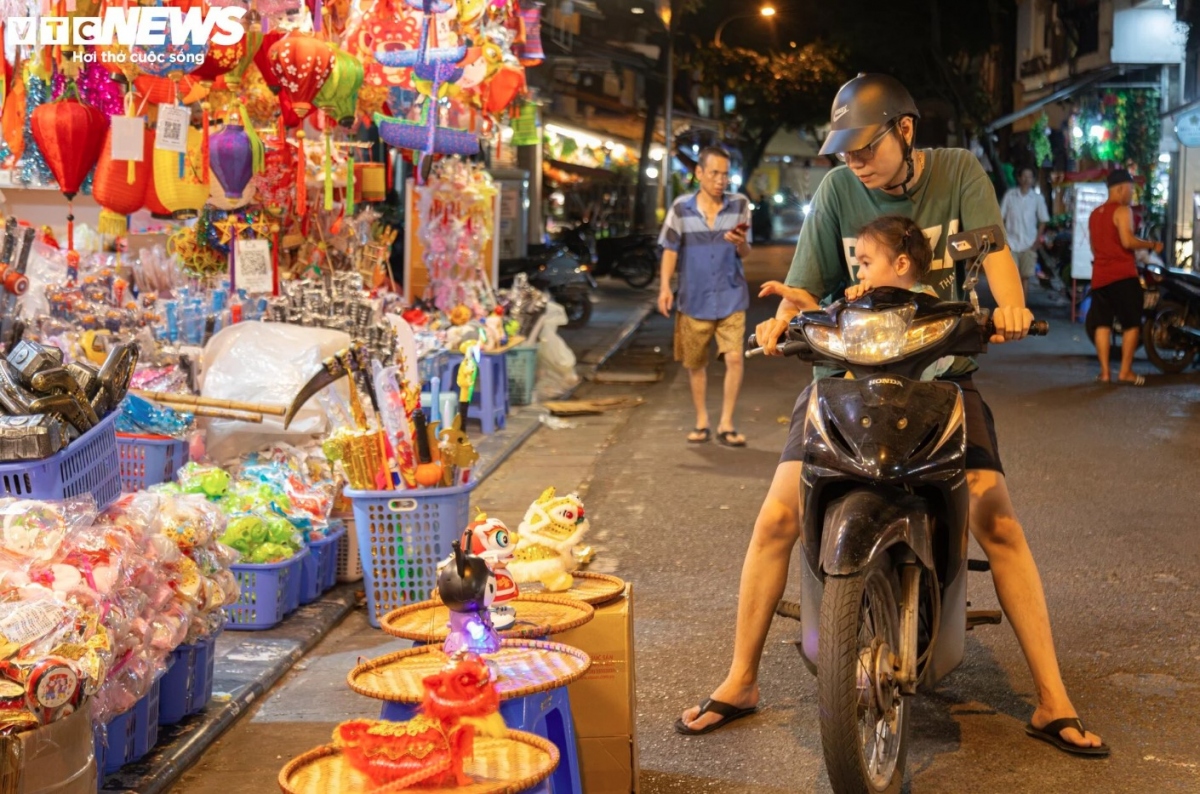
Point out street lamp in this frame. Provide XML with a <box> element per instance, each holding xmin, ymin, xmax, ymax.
<box><xmin>714</xmin><ymin>5</ymin><xmax>776</xmax><ymax>47</ymax></box>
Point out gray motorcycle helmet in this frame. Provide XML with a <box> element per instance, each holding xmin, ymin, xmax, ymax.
<box><xmin>819</xmin><ymin>73</ymin><xmax>920</xmax><ymax>156</ymax></box>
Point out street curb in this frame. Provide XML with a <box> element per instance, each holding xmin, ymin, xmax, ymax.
<box><xmin>104</xmin><ymin>298</ymin><xmax>657</xmax><ymax>794</ymax></box>
<box><xmin>102</xmin><ymin>588</ymin><xmax>358</xmax><ymax>794</ymax></box>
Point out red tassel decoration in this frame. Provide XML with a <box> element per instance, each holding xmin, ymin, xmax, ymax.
<box><xmin>295</xmin><ymin>129</ymin><xmax>307</xmax><ymax>215</ymax></box>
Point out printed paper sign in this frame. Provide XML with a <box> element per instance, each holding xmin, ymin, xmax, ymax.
<box><xmin>111</xmin><ymin>115</ymin><xmax>145</xmax><ymax>161</ymax></box>
<box><xmin>235</xmin><ymin>238</ymin><xmax>273</xmax><ymax>293</ymax></box>
<box><xmin>154</xmin><ymin>104</ymin><xmax>190</xmax><ymax>153</ymax></box>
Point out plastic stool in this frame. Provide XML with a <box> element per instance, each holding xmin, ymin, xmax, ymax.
<box><xmin>445</xmin><ymin>352</ymin><xmax>509</xmax><ymax>435</ymax></box>
<box><xmin>380</xmin><ymin>684</ymin><xmax>581</xmax><ymax>794</ymax></box>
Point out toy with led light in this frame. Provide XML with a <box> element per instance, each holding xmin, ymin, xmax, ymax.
<box><xmin>30</xmin><ymin>74</ymin><xmax>109</xmax><ymax>264</ymax></box>
<box><xmin>437</xmin><ymin>537</ymin><xmax>501</xmax><ymax>655</ymax></box>
<box><xmin>510</xmin><ymin>487</ymin><xmax>591</xmax><ymax>591</ymax></box>
<box><xmin>460</xmin><ymin>511</ymin><xmax>519</xmax><ymax>629</ymax></box>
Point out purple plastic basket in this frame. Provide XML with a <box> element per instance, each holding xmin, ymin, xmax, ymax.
<box><xmin>345</xmin><ymin>481</ymin><xmax>477</xmax><ymax>628</ymax></box>
<box><xmin>283</xmin><ymin>548</ymin><xmax>307</xmax><ymax>614</ymax></box>
<box><xmin>158</xmin><ymin>632</ymin><xmax>219</xmax><ymax>726</ymax></box>
<box><xmin>225</xmin><ymin>552</ymin><xmax>305</xmax><ymax>630</ymax></box>
<box><xmin>0</xmin><ymin>411</ymin><xmax>121</xmax><ymax>510</ymax></box>
<box><xmin>102</xmin><ymin>675</ymin><xmax>162</xmax><ymax>774</ymax></box>
<box><xmin>116</xmin><ymin>433</ymin><xmax>190</xmax><ymax>492</ymax></box>
<box><xmin>299</xmin><ymin>526</ymin><xmax>345</xmax><ymax>605</ymax></box>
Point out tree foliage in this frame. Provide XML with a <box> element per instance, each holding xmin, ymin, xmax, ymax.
<box><xmin>685</xmin><ymin>41</ymin><xmax>847</xmax><ymax>176</ymax></box>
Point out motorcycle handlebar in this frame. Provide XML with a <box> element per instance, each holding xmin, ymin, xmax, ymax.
<box><xmin>745</xmin><ymin>318</ymin><xmax>1050</xmax><ymax>358</ymax></box>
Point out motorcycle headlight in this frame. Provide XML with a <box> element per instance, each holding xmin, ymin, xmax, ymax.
<box><xmin>804</xmin><ymin>307</ymin><xmax>956</xmax><ymax>365</ymax></box>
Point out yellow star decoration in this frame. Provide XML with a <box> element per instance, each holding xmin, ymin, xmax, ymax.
<box><xmin>213</xmin><ymin>218</ymin><xmax>251</xmax><ymax>245</ymax></box>
<box><xmin>251</xmin><ymin>217</ymin><xmax>272</xmax><ymax>238</ymax></box>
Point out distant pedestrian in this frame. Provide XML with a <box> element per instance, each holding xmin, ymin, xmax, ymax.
<box><xmin>1087</xmin><ymin>168</ymin><xmax>1162</xmax><ymax>386</ymax></box>
<box><xmin>1000</xmin><ymin>166</ymin><xmax>1050</xmax><ymax>289</ymax></box>
<box><xmin>657</xmin><ymin>147</ymin><xmax>752</xmax><ymax>447</ymax></box>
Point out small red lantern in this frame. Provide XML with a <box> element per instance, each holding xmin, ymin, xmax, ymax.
<box><xmin>31</xmin><ymin>83</ymin><xmax>109</xmax><ymax>252</ymax></box>
<box><xmin>267</xmin><ymin>33</ymin><xmax>335</xmax><ymax>123</ymax></box>
<box><xmin>93</xmin><ymin>124</ymin><xmax>153</xmax><ymax>236</ymax></box>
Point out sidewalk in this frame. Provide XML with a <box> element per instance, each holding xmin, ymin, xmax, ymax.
<box><xmin>106</xmin><ymin>283</ymin><xmax>655</xmax><ymax>794</ymax></box>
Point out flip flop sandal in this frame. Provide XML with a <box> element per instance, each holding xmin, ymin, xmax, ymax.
<box><xmin>1094</xmin><ymin>375</ymin><xmax>1111</xmax><ymax>384</ymax></box>
<box><xmin>1117</xmin><ymin>374</ymin><xmax>1146</xmax><ymax>386</ymax></box>
<box><xmin>687</xmin><ymin>428</ymin><xmax>711</xmax><ymax>444</ymax></box>
<box><xmin>716</xmin><ymin>430</ymin><xmax>746</xmax><ymax>447</ymax></box>
<box><xmin>674</xmin><ymin>698</ymin><xmax>758</xmax><ymax>736</ymax></box>
<box><xmin>1025</xmin><ymin>717</ymin><xmax>1110</xmax><ymax>757</ymax></box>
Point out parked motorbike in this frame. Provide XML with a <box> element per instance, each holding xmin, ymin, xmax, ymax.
<box><xmin>557</xmin><ymin>221</ymin><xmax>659</xmax><ymax>289</ymax></box>
<box><xmin>498</xmin><ymin>244</ymin><xmax>597</xmax><ymax>329</ymax></box>
<box><xmin>749</xmin><ymin>227</ymin><xmax>1047</xmax><ymax>794</ymax></box>
<box><xmin>1140</xmin><ymin>261</ymin><xmax>1200</xmax><ymax>372</ymax></box>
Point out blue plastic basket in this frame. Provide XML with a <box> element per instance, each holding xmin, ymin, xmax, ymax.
<box><xmin>158</xmin><ymin>632</ymin><xmax>219</xmax><ymax>726</ymax></box>
<box><xmin>116</xmin><ymin>433</ymin><xmax>190</xmax><ymax>492</ymax></box>
<box><xmin>321</xmin><ymin>522</ymin><xmax>346</xmax><ymax>592</ymax></box>
<box><xmin>225</xmin><ymin>552</ymin><xmax>305</xmax><ymax>630</ymax></box>
<box><xmin>284</xmin><ymin>547</ymin><xmax>307</xmax><ymax>614</ymax></box>
<box><xmin>102</xmin><ymin>675</ymin><xmax>162</xmax><ymax>774</ymax></box>
<box><xmin>299</xmin><ymin>529</ymin><xmax>342</xmax><ymax>605</ymax></box>
<box><xmin>0</xmin><ymin>411</ymin><xmax>121</xmax><ymax>510</ymax></box>
<box><xmin>345</xmin><ymin>481</ymin><xmax>477</xmax><ymax>628</ymax></box>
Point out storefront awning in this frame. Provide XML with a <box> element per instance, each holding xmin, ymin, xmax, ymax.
<box><xmin>985</xmin><ymin>66</ymin><xmax>1123</xmax><ymax>133</ymax></box>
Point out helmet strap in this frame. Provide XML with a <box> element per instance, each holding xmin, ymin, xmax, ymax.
<box><xmin>883</xmin><ymin>122</ymin><xmax>918</xmax><ymax>194</ymax></box>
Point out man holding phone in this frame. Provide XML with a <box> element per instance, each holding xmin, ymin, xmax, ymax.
<box><xmin>657</xmin><ymin>146</ymin><xmax>753</xmax><ymax>447</ymax></box>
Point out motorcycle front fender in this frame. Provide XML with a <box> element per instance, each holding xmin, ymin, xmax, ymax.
<box><xmin>819</xmin><ymin>488</ymin><xmax>934</xmax><ymax>576</ymax></box>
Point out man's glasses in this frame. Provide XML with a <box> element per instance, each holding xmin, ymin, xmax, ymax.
<box><xmin>836</xmin><ymin>122</ymin><xmax>897</xmax><ymax>164</ymax></box>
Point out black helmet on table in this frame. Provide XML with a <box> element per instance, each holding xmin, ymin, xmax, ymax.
<box><xmin>819</xmin><ymin>73</ymin><xmax>920</xmax><ymax>156</ymax></box>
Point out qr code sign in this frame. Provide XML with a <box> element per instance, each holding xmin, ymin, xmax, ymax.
<box><xmin>162</xmin><ymin>121</ymin><xmax>182</xmax><ymax>141</ymax></box>
<box><xmin>236</xmin><ymin>240</ymin><xmax>273</xmax><ymax>293</ymax></box>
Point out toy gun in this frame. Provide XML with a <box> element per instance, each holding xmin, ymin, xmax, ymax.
<box><xmin>0</xmin><ymin>224</ymin><xmax>34</xmax><ymax>353</ymax></box>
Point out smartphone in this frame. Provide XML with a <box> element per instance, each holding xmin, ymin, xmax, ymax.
<box><xmin>735</xmin><ymin>222</ymin><xmax>750</xmax><ymax>233</ymax></box>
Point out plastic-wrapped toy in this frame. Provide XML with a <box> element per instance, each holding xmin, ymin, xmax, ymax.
<box><xmin>510</xmin><ymin>487</ymin><xmax>590</xmax><ymax>592</ymax></box>
<box><xmin>459</xmin><ymin>511</ymin><xmax>518</xmax><ymax>630</ymax></box>
<box><xmin>334</xmin><ymin>653</ymin><xmax>505</xmax><ymax>788</ymax></box>
<box><xmin>437</xmin><ymin>539</ymin><xmax>500</xmax><ymax>655</ymax></box>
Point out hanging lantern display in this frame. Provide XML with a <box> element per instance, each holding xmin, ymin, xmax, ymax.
<box><xmin>130</xmin><ymin>1</ymin><xmax>208</xmax><ymax>85</ymax></box>
<box><xmin>253</xmin><ymin>30</ymin><xmax>287</xmax><ymax>94</ymax></box>
<box><xmin>267</xmin><ymin>33</ymin><xmax>335</xmax><ymax>123</ymax></box>
<box><xmin>517</xmin><ymin>3</ymin><xmax>545</xmax><ymax>65</ymax></box>
<box><xmin>142</xmin><ymin>154</ymin><xmax>174</xmax><ymax>219</ymax></box>
<box><xmin>255</xmin><ymin>134</ymin><xmax>296</xmax><ymax>215</ymax></box>
<box><xmin>314</xmin><ymin>47</ymin><xmax>364</xmax><ymax>128</ymax></box>
<box><xmin>153</xmin><ymin>125</ymin><xmax>210</xmax><ymax>219</ymax></box>
<box><xmin>92</xmin><ymin>123</ymin><xmax>153</xmax><ymax>236</ymax></box>
<box><xmin>134</xmin><ymin>74</ymin><xmax>202</xmax><ymax>106</ymax></box>
<box><xmin>190</xmin><ymin>36</ymin><xmax>247</xmax><ymax>91</ymax></box>
<box><xmin>209</xmin><ymin>106</ymin><xmax>265</xmax><ymax>199</ymax></box>
<box><xmin>31</xmin><ymin>83</ymin><xmax>109</xmax><ymax>252</ymax></box>
<box><xmin>222</xmin><ymin>19</ymin><xmax>264</xmax><ymax>91</ymax></box>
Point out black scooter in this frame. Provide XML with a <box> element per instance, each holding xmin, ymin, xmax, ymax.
<box><xmin>1141</xmin><ymin>261</ymin><xmax>1200</xmax><ymax>372</ymax></box>
<box><xmin>557</xmin><ymin>221</ymin><xmax>659</xmax><ymax>289</ymax></box>
<box><xmin>749</xmin><ymin>227</ymin><xmax>1047</xmax><ymax>794</ymax></box>
<box><xmin>498</xmin><ymin>244</ymin><xmax>597</xmax><ymax>329</ymax></box>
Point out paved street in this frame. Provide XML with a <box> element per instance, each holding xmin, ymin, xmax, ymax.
<box><xmin>172</xmin><ymin>245</ymin><xmax>1200</xmax><ymax>793</ymax></box>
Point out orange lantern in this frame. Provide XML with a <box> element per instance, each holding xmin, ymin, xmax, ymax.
<box><xmin>266</xmin><ymin>33</ymin><xmax>335</xmax><ymax>123</ymax></box>
<box><xmin>93</xmin><ymin>124</ymin><xmax>153</xmax><ymax>236</ymax></box>
<box><xmin>153</xmin><ymin>126</ymin><xmax>209</xmax><ymax>219</ymax></box>
<box><xmin>31</xmin><ymin>83</ymin><xmax>109</xmax><ymax>252</ymax></box>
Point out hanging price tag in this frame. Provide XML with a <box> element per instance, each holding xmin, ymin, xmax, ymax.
<box><xmin>234</xmin><ymin>238</ymin><xmax>274</xmax><ymax>294</ymax></box>
<box><xmin>154</xmin><ymin>104</ymin><xmax>190</xmax><ymax>153</ymax></box>
<box><xmin>111</xmin><ymin>116</ymin><xmax>145</xmax><ymax>161</ymax></box>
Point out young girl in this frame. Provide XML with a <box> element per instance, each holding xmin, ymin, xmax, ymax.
<box><xmin>845</xmin><ymin>214</ymin><xmax>954</xmax><ymax>380</ymax></box>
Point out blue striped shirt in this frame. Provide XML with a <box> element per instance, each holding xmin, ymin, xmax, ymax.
<box><xmin>658</xmin><ymin>191</ymin><xmax>752</xmax><ymax>320</ymax></box>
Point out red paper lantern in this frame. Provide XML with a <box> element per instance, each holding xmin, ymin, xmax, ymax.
<box><xmin>93</xmin><ymin>125</ymin><xmax>153</xmax><ymax>235</ymax></box>
<box><xmin>267</xmin><ymin>33</ymin><xmax>335</xmax><ymax>123</ymax></box>
<box><xmin>253</xmin><ymin>30</ymin><xmax>287</xmax><ymax>94</ymax></box>
<box><xmin>31</xmin><ymin>94</ymin><xmax>109</xmax><ymax>201</ymax></box>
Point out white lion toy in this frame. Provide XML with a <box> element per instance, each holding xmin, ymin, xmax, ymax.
<box><xmin>510</xmin><ymin>487</ymin><xmax>590</xmax><ymax>592</ymax></box>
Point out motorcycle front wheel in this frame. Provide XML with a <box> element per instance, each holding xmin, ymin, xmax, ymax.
<box><xmin>620</xmin><ymin>251</ymin><xmax>658</xmax><ymax>289</ymax></box>
<box><xmin>560</xmin><ymin>294</ymin><xmax>593</xmax><ymax>329</ymax></box>
<box><xmin>818</xmin><ymin>560</ymin><xmax>909</xmax><ymax>794</ymax></box>
<box><xmin>1143</xmin><ymin>301</ymin><xmax>1197</xmax><ymax>373</ymax></box>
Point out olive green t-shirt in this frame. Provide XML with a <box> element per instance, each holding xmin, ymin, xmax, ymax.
<box><xmin>786</xmin><ymin>148</ymin><xmax>1004</xmax><ymax>379</ymax></box>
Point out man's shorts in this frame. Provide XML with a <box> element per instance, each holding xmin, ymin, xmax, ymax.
<box><xmin>778</xmin><ymin>377</ymin><xmax>1004</xmax><ymax>474</ymax></box>
<box><xmin>1015</xmin><ymin>249</ymin><xmax>1038</xmax><ymax>280</ymax></box>
<box><xmin>674</xmin><ymin>311</ymin><xmax>746</xmax><ymax>370</ymax></box>
<box><xmin>1086</xmin><ymin>277</ymin><xmax>1143</xmax><ymax>333</ymax></box>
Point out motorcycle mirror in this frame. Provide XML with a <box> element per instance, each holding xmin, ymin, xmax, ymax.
<box><xmin>946</xmin><ymin>225</ymin><xmax>1006</xmax><ymax>263</ymax></box>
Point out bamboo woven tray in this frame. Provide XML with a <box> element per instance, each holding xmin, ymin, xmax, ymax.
<box><xmin>347</xmin><ymin>640</ymin><xmax>592</xmax><ymax>704</ymax></box>
<box><xmin>519</xmin><ymin>571</ymin><xmax>626</xmax><ymax>605</ymax></box>
<box><xmin>380</xmin><ymin>594</ymin><xmax>594</xmax><ymax>643</ymax></box>
<box><xmin>278</xmin><ymin>731</ymin><xmax>559</xmax><ymax>794</ymax></box>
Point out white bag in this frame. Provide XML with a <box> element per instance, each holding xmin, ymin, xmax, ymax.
<box><xmin>534</xmin><ymin>302</ymin><xmax>579</xmax><ymax>401</ymax></box>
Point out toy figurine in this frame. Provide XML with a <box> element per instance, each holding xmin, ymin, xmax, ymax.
<box><xmin>334</xmin><ymin>653</ymin><xmax>506</xmax><ymax>788</ymax></box>
<box><xmin>437</xmin><ymin>537</ymin><xmax>500</xmax><ymax>655</ymax></box>
<box><xmin>510</xmin><ymin>487</ymin><xmax>591</xmax><ymax>592</ymax></box>
<box><xmin>461</xmin><ymin>511</ymin><xmax>519</xmax><ymax>630</ymax></box>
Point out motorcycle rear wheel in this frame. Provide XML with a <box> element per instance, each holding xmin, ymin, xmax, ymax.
<box><xmin>1143</xmin><ymin>301</ymin><xmax>1197</xmax><ymax>373</ymax></box>
<box><xmin>818</xmin><ymin>561</ymin><xmax>909</xmax><ymax>794</ymax></box>
<box><xmin>620</xmin><ymin>251</ymin><xmax>658</xmax><ymax>289</ymax></box>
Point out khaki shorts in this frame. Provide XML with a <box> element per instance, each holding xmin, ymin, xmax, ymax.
<box><xmin>674</xmin><ymin>311</ymin><xmax>746</xmax><ymax>370</ymax></box>
<box><xmin>1015</xmin><ymin>249</ymin><xmax>1038</xmax><ymax>280</ymax></box>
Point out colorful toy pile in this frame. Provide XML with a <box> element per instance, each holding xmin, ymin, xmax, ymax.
<box><xmin>0</xmin><ymin>491</ymin><xmax>240</xmax><ymax>737</ymax></box>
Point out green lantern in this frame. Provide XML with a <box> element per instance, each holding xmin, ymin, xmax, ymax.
<box><xmin>316</xmin><ymin>47</ymin><xmax>365</xmax><ymax>129</ymax></box>
<box><xmin>512</xmin><ymin>101</ymin><xmax>541</xmax><ymax>146</ymax></box>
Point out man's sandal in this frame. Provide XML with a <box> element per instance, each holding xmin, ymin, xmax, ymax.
<box><xmin>1117</xmin><ymin>374</ymin><xmax>1146</xmax><ymax>386</ymax></box>
<box><xmin>716</xmin><ymin>430</ymin><xmax>746</xmax><ymax>447</ymax></box>
<box><xmin>1024</xmin><ymin>717</ymin><xmax>1110</xmax><ymax>757</ymax></box>
<box><xmin>674</xmin><ymin>699</ymin><xmax>758</xmax><ymax>736</ymax></box>
<box><xmin>687</xmin><ymin>428</ymin><xmax>711</xmax><ymax>444</ymax></box>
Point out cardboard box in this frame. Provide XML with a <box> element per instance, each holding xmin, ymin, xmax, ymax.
<box><xmin>557</xmin><ymin>584</ymin><xmax>638</xmax><ymax>793</ymax></box>
<box><xmin>12</xmin><ymin>706</ymin><xmax>97</xmax><ymax>794</ymax></box>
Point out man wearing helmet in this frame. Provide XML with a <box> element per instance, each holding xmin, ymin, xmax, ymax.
<box><xmin>676</xmin><ymin>74</ymin><xmax>1108</xmax><ymax>757</ymax></box>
